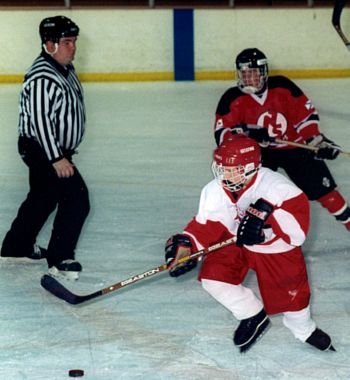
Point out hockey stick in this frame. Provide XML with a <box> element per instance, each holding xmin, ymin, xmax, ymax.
<box><xmin>332</xmin><ymin>0</ymin><xmax>350</xmax><ymax>50</ymax></box>
<box><xmin>40</xmin><ymin>236</ymin><xmax>237</xmax><ymax>305</ymax></box>
<box><xmin>273</xmin><ymin>138</ymin><xmax>350</xmax><ymax>157</ymax></box>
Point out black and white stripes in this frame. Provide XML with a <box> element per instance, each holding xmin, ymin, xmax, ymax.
<box><xmin>18</xmin><ymin>53</ymin><xmax>85</xmax><ymax>162</ymax></box>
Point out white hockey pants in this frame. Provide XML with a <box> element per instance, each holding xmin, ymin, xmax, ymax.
<box><xmin>201</xmin><ymin>279</ymin><xmax>263</xmax><ymax>320</ymax></box>
<box><xmin>202</xmin><ymin>279</ymin><xmax>316</xmax><ymax>341</ymax></box>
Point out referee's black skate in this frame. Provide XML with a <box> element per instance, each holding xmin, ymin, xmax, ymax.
<box><xmin>233</xmin><ymin>308</ymin><xmax>270</xmax><ymax>353</ymax></box>
<box><xmin>27</xmin><ymin>244</ymin><xmax>47</xmax><ymax>260</ymax></box>
<box><xmin>48</xmin><ymin>259</ymin><xmax>82</xmax><ymax>281</ymax></box>
<box><xmin>1</xmin><ymin>244</ymin><xmax>47</xmax><ymax>261</ymax></box>
<box><xmin>305</xmin><ymin>328</ymin><xmax>336</xmax><ymax>352</ymax></box>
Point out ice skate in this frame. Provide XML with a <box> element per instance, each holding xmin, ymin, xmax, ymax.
<box><xmin>1</xmin><ymin>244</ymin><xmax>47</xmax><ymax>262</ymax></box>
<box><xmin>233</xmin><ymin>309</ymin><xmax>270</xmax><ymax>353</ymax></box>
<box><xmin>48</xmin><ymin>259</ymin><xmax>82</xmax><ymax>281</ymax></box>
<box><xmin>27</xmin><ymin>244</ymin><xmax>47</xmax><ymax>260</ymax></box>
<box><xmin>305</xmin><ymin>328</ymin><xmax>335</xmax><ymax>352</ymax></box>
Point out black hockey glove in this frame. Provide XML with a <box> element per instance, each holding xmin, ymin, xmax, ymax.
<box><xmin>307</xmin><ymin>134</ymin><xmax>340</xmax><ymax>160</ymax></box>
<box><xmin>165</xmin><ymin>234</ymin><xmax>197</xmax><ymax>277</ymax></box>
<box><xmin>231</xmin><ymin>124</ymin><xmax>270</xmax><ymax>146</ymax></box>
<box><xmin>236</xmin><ymin>198</ymin><xmax>274</xmax><ymax>247</ymax></box>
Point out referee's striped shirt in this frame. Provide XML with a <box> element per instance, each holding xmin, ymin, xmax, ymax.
<box><xmin>18</xmin><ymin>52</ymin><xmax>86</xmax><ymax>162</ymax></box>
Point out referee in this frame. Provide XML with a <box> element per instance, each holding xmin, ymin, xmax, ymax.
<box><xmin>1</xmin><ymin>16</ymin><xmax>90</xmax><ymax>281</ymax></box>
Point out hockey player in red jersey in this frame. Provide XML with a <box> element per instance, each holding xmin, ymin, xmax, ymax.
<box><xmin>214</xmin><ymin>48</ymin><xmax>350</xmax><ymax>231</ymax></box>
<box><xmin>165</xmin><ymin>135</ymin><xmax>334</xmax><ymax>353</ymax></box>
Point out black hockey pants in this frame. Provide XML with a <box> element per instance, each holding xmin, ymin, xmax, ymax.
<box><xmin>1</xmin><ymin>137</ymin><xmax>90</xmax><ymax>267</ymax></box>
<box><xmin>261</xmin><ymin>147</ymin><xmax>337</xmax><ymax>200</ymax></box>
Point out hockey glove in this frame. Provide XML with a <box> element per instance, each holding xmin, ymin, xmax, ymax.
<box><xmin>231</xmin><ymin>124</ymin><xmax>270</xmax><ymax>146</ymax></box>
<box><xmin>236</xmin><ymin>198</ymin><xmax>274</xmax><ymax>247</ymax></box>
<box><xmin>307</xmin><ymin>134</ymin><xmax>340</xmax><ymax>160</ymax></box>
<box><xmin>165</xmin><ymin>234</ymin><xmax>197</xmax><ymax>277</ymax></box>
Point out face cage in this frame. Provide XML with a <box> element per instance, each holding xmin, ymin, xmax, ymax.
<box><xmin>211</xmin><ymin>162</ymin><xmax>259</xmax><ymax>192</ymax></box>
<box><xmin>236</xmin><ymin>66</ymin><xmax>268</xmax><ymax>94</ymax></box>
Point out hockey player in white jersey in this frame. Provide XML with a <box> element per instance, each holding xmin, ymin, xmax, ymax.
<box><xmin>165</xmin><ymin>134</ymin><xmax>334</xmax><ymax>353</ymax></box>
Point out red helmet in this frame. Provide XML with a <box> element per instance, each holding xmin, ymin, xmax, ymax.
<box><xmin>212</xmin><ymin>135</ymin><xmax>261</xmax><ymax>191</ymax></box>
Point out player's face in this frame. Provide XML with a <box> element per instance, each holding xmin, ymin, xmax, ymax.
<box><xmin>239</xmin><ymin>68</ymin><xmax>261</xmax><ymax>88</ymax></box>
<box><xmin>52</xmin><ymin>37</ymin><xmax>78</xmax><ymax>66</ymax></box>
<box><xmin>221</xmin><ymin>165</ymin><xmax>245</xmax><ymax>186</ymax></box>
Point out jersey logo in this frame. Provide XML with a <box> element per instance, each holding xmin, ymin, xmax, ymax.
<box><xmin>215</xmin><ymin>118</ymin><xmax>224</xmax><ymax>131</ymax></box>
<box><xmin>257</xmin><ymin>111</ymin><xmax>287</xmax><ymax>137</ymax></box>
<box><xmin>305</xmin><ymin>100</ymin><xmax>314</xmax><ymax>110</ymax></box>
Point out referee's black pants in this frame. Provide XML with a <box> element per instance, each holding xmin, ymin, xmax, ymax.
<box><xmin>1</xmin><ymin>137</ymin><xmax>90</xmax><ymax>267</ymax></box>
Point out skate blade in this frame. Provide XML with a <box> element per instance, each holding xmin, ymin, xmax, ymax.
<box><xmin>0</xmin><ymin>256</ymin><xmax>43</xmax><ymax>264</ymax></box>
<box><xmin>47</xmin><ymin>267</ymin><xmax>80</xmax><ymax>281</ymax></box>
<box><xmin>328</xmin><ymin>345</ymin><xmax>336</xmax><ymax>352</ymax></box>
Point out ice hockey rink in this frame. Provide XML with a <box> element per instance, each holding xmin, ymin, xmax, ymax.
<box><xmin>0</xmin><ymin>79</ymin><xmax>349</xmax><ymax>380</ymax></box>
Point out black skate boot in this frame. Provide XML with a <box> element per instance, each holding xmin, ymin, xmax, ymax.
<box><xmin>305</xmin><ymin>328</ymin><xmax>335</xmax><ymax>351</ymax></box>
<box><xmin>27</xmin><ymin>244</ymin><xmax>47</xmax><ymax>260</ymax></box>
<box><xmin>48</xmin><ymin>259</ymin><xmax>82</xmax><ymax>281</ymax></box>
<box><xmin>1</xmin><ymin>244</ymin><xmax>47</xmax><ymax>261</ymax></box>
<box><xmin>233</xmin><ymin>308</ymin><xmax>270</xmax><ymax>353</ymax></box>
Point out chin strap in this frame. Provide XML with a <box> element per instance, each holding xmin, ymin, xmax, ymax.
<box><xmin>42</xmin><ymin>43</ymin><xmax>58</xmax><ymax>56</ymax></box>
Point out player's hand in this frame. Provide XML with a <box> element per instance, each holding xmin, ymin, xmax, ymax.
<box><xmin>52</xmin><ymin>158</ymin><xmax>75</xmax><ymax>178</ymax></box>
<box><xmin>236</xmin><ymin>198</ymin><xmax>274</xmax><ymax>247</ymax></box>
<box><xmin>165</xmin><ymin>234</ymin><xmax>196</xmax><ymax>277</ymax></box>
<box><xmin>231</xmin><ymin>124</ymin><xmax>270</xmax><ymax>146</ymax></box>
<box><xmin>308</xmin><ymin>134</ymin><xmax>341</xmax><ymax>160</ymax></box>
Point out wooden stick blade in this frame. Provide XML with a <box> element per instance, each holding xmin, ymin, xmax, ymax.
<box><xmin>40</xmin><ymin>275</ymin><xmax>101</xmax><ymax>305</ymax></box>
<box><xmin>40</xmin><ymin>237</ymin><xmax>237</xmax><ymax>305</ymax></box>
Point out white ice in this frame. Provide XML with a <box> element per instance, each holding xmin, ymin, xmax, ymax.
<box><xmin>0</xmin><ymin>79</ymin><xmax>349</xmax><ymax>380</ymax></box>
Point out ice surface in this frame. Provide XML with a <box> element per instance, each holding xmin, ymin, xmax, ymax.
<box><xmin>0</xmin><ymin>79</ymin><xmax>349</xmax><ymax>379</ymax></box>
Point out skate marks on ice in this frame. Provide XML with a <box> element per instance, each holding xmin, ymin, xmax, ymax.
<box><xmin>0</xmin><ymin>80</ymin><xmax>349</xmax><ymax>379</ymax></box>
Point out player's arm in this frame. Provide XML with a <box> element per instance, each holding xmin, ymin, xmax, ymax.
<box><xmin>28</xmin><ymin>78</ymin><xmax>64</xmax><ymax>163</ymax></box>
<box><xmin>214</xmin><ymin>88</ymin><xmax>244</xmax><ymax>146</ymax></box>
<box><xmin>265</xmin><ymin>192</ymin><xmax>310</xmax><ymax>246</ymax></box>
<box><xmin>236</xmin><ymin>193</ymin><xmax>310</xmax><ymax>248</ymax></box>
<box><xmin>165</xmin><ymin>184</ymin><xmax>234</xmax><ymax>276</ymax></box>
<box><xmin>268</xmin><ymin>76</ymin><xmax>321</xmax><ymax>142</ymax></box>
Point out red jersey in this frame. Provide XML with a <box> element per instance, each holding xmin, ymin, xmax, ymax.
<box><xmin>214</xmin><ymin>76</ymin><xmax>321</xmax><ymax>149</ymax></box>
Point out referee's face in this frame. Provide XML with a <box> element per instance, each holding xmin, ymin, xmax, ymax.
<box><xmin>52</xmin><ymin>36</ymin><xmax>78</xmax><ymax>67</ymax></box>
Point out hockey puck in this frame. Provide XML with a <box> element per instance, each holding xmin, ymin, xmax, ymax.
<box><xmin>69</xmin><ymin>369</ymin><xmax>84</xmax><ymax>377</ymax></box>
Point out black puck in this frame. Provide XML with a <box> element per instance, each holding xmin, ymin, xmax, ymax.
<box><xmin>69</xmin><ymin>369</ymin><xmax>84</xmax><ymax>377</ymax></box>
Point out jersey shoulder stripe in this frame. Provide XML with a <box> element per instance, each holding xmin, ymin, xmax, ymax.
<box><xmin>268</xmin><ymin>75</ymin><xmax>303</xmax><ymax>97</ymax></box>
<box><xmin>216</xmin><ymin>87</ymin><xmax>244</xmax><ymax>116</ymax></box>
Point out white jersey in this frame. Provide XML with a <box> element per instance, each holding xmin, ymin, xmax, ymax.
<box><xmin>184</xmin><ymin>167</ymin><xmax>309</xmax><ymax>254</ymax></box>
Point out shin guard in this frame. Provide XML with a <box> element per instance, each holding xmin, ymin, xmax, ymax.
<box><xmin>317</xmin><ymin>190</ymin><xmax>350</xmax><ymax>230</ymax></box>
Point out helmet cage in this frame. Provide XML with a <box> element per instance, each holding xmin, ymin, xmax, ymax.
<box><xmin>237</xmin><ymin>65</ymin><xmax>268</xmax><ymax>94</ymax></box>
<box><xmin>235</xmin><ymin>48</ymin><xmax>268</xmax><ymax>94</ymax></box>
<box><xmin>212</xmin><ymin>161</ymin><xmax>259</xmax><ymax>192</ymax></box>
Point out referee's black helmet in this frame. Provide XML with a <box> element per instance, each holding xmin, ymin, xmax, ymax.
<box><xmin>39</xmin><ymin>15</ymin><xmax>79</xmax><ymax>43</ymax></box>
